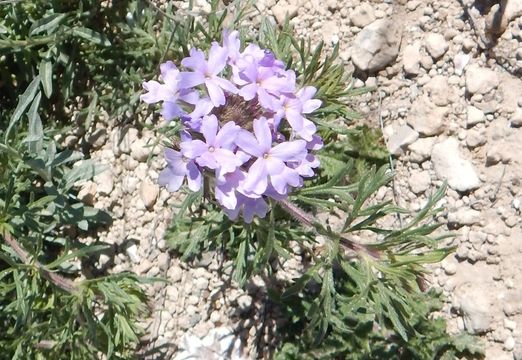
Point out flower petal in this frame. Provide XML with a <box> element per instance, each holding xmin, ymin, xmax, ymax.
<box><xmin>181</xmin><ymin>48</ymin><xmax>207</xmax><ymax>71</ymax></box>
<box><xmin>200</xmin><ymin>114</ymin><xmax>218</xmax><ymax>146</ymax></box>
<box><xmin>242</xmin><ymin>197</ymin><xmax>268</xmax><ymax>223</ymax></box>
<box><xmin>235</xmin><ymin>130</ymin><xmax>263</xmax><ymax>157</ymax></box>
<box><xmin>161</xmin><ymin>101</ymin><xmax>184</xmax><ymax>121</ymax></box>
<box><xmin>243</xmin><ymin>158</ymin><xmax>268</xmax><ymax>195</ymax></box>
<box><xmin>206</xmin><ymin>79</ymin><xmax>226</xmax><ymax>106</ymax></box>
<box><xmin>253</xmin><ymin>117</ymin><xmax>272</xmax><ymax>152</ymax></box>
<box><xmin>238</xmin><ymin>83</ymin><xmax>258</xmax><ymax>101</ymax></box>
<box><xmin>179</xmin><ymin>71</ymin><xmax>205</xmax><ymax>88</ymax></box>
<box><xmin>265</xmin><ymin>157</ymin><xmax>285</xmax><ymax>175</ymax></box>
<box><xmin>164</xmin><ymin>148</ymin><xmax>187</xmax><ymax>175</ymax></box>
<box><xmin>215</xmin><ymin>121</ymin><xmax>240</xmax><ymax>150</ymax></box>
<box><xmin>180</xmin><ymin>139</ymin><xmax>207</xmax><ymax>159</ymax></box>
<box><xmin>186</xmin><ymin>161</ymin><xmax>202</xmax><ymax>191</ymax></box>
<box><xmin>208</xmin><ymin>43</ymin><xmax>228</xmax><ymax>75</ymax></box>
<box><xmin>158</xmin><ymin>167</ymin><xmax>184</xmax><ymax>192</ymax></box>
<box><xmin>270</xmin><ymin>140</ymin><xmax>306</xmax><ymax>161</ymax></box>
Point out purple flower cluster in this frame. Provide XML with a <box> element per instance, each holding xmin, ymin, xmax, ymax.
<box><xmin>142</xmin><ymin>30</ymin><xmax>322</xmax><ymax>222</ymax></box>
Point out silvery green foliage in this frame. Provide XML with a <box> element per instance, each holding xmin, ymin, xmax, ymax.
<box><xmin>0</xmin><ymin>83</ymin><xmax>148</xmax><ymax>359</ymax></box>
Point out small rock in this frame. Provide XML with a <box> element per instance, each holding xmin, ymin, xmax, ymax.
<box><xmin>486</xmin><ymin>143</ymin><xmax>513</xmax><ymax>165</ymax></box>
<box><xmin>448</xmin><ymin>208</ymin><xmax>481</xmax><ymax>226</ymax></box>
<box><xmin>468</xmin><ymin>231</ymin><xmax>487</xmax><ymax>246</ymax></box>
<box><xmin>351</xmin><ymin>19</ymin><xmax>402</xmax><ymax>72</ymax></box>
<box><xmin>386</xmin><ymin>125</ymin><xmax>419</xmax><ymax>155</ymax></box>
<box><xmin>442</xmin><ymin>261</ymin><xmax>457</xmax><ymax>275</ymax></box>
<box><xmin>408</xmin><ymin>137</ymin><xmax>436</xmax><ymax>163</ymax></box>
<box><xmin>510</xmin><ymin>108</ymin><xmax>522</xmax><ymax>127</ymax></box>
<box><xmin>406</xmin><ymin>95</ymin><xmax>447</xmax><ymax>136</ymax></box>
<box><xmin>64</xmin><ymin>135</ymin><xmax>78</xmax><ymax>148</ymax></box>
<box><xmin>168</xmin><ymin>265</ymin><xmax>183</xmax><ymax>282</ymax></box>
<box><xmin>113</xmin><ymin>127</ymin><xmax>139</xmax><ymax>156</ymax></box>
<box><xmin>425</xmin><ymin>32</ymin><xmax>448</xmax><ymax>59</ymax></box>
<box><xmin>420</xmin><ymin>55</ymin><xmax>433</xmax><ymax>70</ymax></box>
<box><xmin>466</xmin><ymin>106</ymin><xmax>485</xmax><ymax>127</ymax></box>
<box><xmin>504</xmin><ymin>318</ymin><xmax>517</xmax><ymax>331</ymax></box>
<box><xmin>462</xmin><ymin>38</ymin><xmax>475</xmax><ymax>52</ymax></box>
<box><xmin>126</xmin><ymin>243</ymin><xmax>141</xmax><ymax>263</ymax></box>
<box><xmin>505</xmin><ymin>336</ymin><xmax>516</xmax><ymax>351</ymax></box>
<box><xmin>86</xmin><ymin>128</ymin><xmax>107</xmax><ymax>149</ymax></box>
<box><xmin>136</xmin><ymin>259</ymin><xmax>153</xmax><ymax>274</ymax></box>
<box><xmin>431</xmin><ymin>138</ymin><xmax>480</xmax><ymax>192</ymax></box>
<box><xmin>505</xmin><ymin>216</ymin><xmax>519</xmax><ymax>228</ymax></box>
<box><xmin>195</xmin><ymin>277</ymin><xmax>209</xmax><ymax>291</ymax></box>
<box><xmin>465</xmin><ymin>64</ymin><xmax>499</xmax><ymax>95</ymax></box>
<box><xmin>403</xmin><ymin>42</ymin><xmax>421</xmax><ymax>76</ymax></box>
<box><xmin>272</xmin><ymin>1</ymin><xmax>298</xmax><ymax>24</ymax></box>
<box><xmin>139</xmin><ymin>181</ymin><xmax>159</xmax><ymax>210</ymax></box>
<box><xmin>425</xmin><ymin>75</ymin><xmax>452</xmax><ymax>106</ymax></box>
<box><xmin>93</xmin><ymin>170</ymin><xmax>114</xmax><ymax>196</ymax></box>
<box><xmin>453</xmin><ymin>53</ymin><xmax>470</xmax><ymax>75</ymax></box>
<box><xmin>408</xmin><ymin>171</ymin><xmax>431</xmax><ymax>194</ymax></box>
<box><xmin>350</xmin><ymin>3</ymin><xmax>375</xmax><ymax>28</ymax></box>
<box><xmin>167</xmin><ymin>286</ymin><xmax>178</xmax><ymax>301</ymax></box>
<box><xmin>466</xmin><ymin>129</ymin><xmax>486</xmax><ymax>148</ymax></box>
<box><xmin>237</xmin><ymin>294</ymin><xmax>253</xmax><ymax>313</ymax></box>
<box><xmin>157</xmin><ymin>252</ymin><xmax>170</xmax><ymax>272</ymax></box>
<box><xmin>130</xmin><ymin>138</ymin><xmax>150</xmax><ymax>162</ymax></box>
<box><xmin>454</xmin><ymin>282</ymin><xmax>493</xmax><ymax>334</ymax></box>
<box><xmin>122</xmin><ymin>176</ymin><xmax>140</xmax><ymax>194</ymax></box>
<box><xmin>504</xmin><ymin>0</ymin><xmax>522</xmax><ymax>22</ymax></box>
<box><xmin>77</xmin><ymin>181</ymin><xmax>97</xmax><ymax>206</ymax></box>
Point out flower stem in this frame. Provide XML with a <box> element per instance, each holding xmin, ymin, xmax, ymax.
<box><xmin>278</xmin><ymin>199</ymin><xmax>381</xmax><ymax>259</ymax></box>
<box><xmin>2</xmin><ymin>231</ymin><xmax>77</xmax><ymax>293</ymax></box>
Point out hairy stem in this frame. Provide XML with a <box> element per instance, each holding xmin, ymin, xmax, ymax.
<box><xmin>2</xmin><ymin>231</ymin><xmax>77</xmax><ymax>293</ymax></box>
<box><xmin>278</xmin><ymin>199</ymin><xmax>381</xmax><ymax>259</ymax></box>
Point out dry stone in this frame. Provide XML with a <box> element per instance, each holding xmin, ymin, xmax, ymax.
<box><xmin>386</xmin><ymin>125</ymin><xmax>419</xmax><ymax>156</ymax></box>
<box><xmin>403</xmin><ymin>42</ymin><xmax>421</xmax><ymax>76</ymax></box>
<box><xmin>406</xmin><ymin>95</ymin><xmax>446</xmax><ymax>136</ymax></box>
<box><xmin>351</xmin><ymin>19</ymin><xmax>402</xmax><ymax>72</ymax></box>
<box><xmin>465</xmin><ymin>65</ymin><xmax>499</xmax><ymax>95</ymax></box>
<box><xmin>350</xmin><ymin>3</ymin><xmax>375</xmax><ymax>28</ymax></box>
<box><xmin>425</xmin><ymin>32</ymin><xmax>448</xmax><ymax>59</ymax></box>
<box><xmin>431</xmin><ymin>138</ymin><xmax>480</xmax><ymax>192</ymax></box>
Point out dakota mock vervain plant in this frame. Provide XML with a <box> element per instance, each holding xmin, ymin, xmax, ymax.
<box><xmin>141</xmin><ymin>30</ymin><xmax>322</xmax><ymax>222</ymax></box>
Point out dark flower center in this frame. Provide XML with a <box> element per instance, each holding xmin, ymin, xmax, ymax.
<box><xmin>211</xmin><ymin>93</ymin><xmax>268</xmax><ymax>130</ymax></box>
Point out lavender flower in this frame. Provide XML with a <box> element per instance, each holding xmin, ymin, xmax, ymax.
<box><xmin>142</xmin><ymin>30</ymin><xmax>322</xmax><ymax>222</ymax></box>
<box><xmin>180</xmin><ymin>115</ymin><xmax>243</xmax><ymax>175</ymax></box>
<box><xmin>158</xmin><ymin>148</ymin><xmax>202</xmax><ymax>192</ymax></box>
<box><xmin>179</xmin><ymin>44</ymin><xmax>237</xmax><ymax>106</ymax></box>
<box><xmin>140</xmin><ymin>61</ymin><xmax>198</xmax><ymax>120</ymax></box>
<box><xmin>235</xmin><ymin>117</ymin><xmax>306</xmax><ymax>195</ymax></box>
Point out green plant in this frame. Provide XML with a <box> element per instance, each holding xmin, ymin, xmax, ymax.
<box><xmin>0</xmin><ymin>80</ymin><xmax>148</xmax><ymax>359</ymax></box>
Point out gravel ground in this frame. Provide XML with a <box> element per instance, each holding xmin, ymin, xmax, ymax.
<box><xmin>69</xmin><ymin>0</ymin><xmax>522</xmax><ymax>358</ymax></box>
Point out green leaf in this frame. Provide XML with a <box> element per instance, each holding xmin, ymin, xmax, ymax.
<box><xmin>72</xmin><ymin>27</ymin><xmax>111</xmax><ymax>46</ymax></box>
<box><xmin>61</xmin><ymin>160</ymin><xmax>107</xmax><ymax>191</ymax></box>
<box><xmin>39</xmin><ymin>58</ymin><xmax>53</xmax><ymax>98</ymax></box>
<box><xmin>5</xmin><ymin>76</ymin><xmax>41</xmax><ymax>142</ymax></box>
<box><xmin>49</xmin><ymin>149</ymin><xmax>83</xmax><ymax>168</ymax></box>
<box><xmin>84</xmin><ymin>92</ymin><xmax>98</xmax><ymax>129</ymax></box>
<box><xmin>29</xmin><ymin>13</ymin><xmax>67</xmax><ymax>36</ymax></box>
<box><xmin>46</xmin><ymin>244</ymin><xmax>110</xmax><ymax>269</ymax></box>
<box><xmin>26</xmin><ymin>92</ymin><xmax>43</xmax><ymax>154</ymax></box>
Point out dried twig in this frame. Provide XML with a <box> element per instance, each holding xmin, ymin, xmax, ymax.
<box><xmin>279</xmin><ymin>199</ymin><xmax>380</xmax><ymax>259</ymax></box>
<box><xmin>2</xmin><ymin>231</ymin><xmax>77</xmax><ymax>293</ymax></box>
